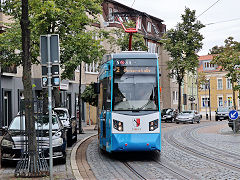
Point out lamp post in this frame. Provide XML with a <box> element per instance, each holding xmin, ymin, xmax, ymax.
<box><xmin>78</xmin><ymin>63</ymin><xmax>84</xmax><ymax>134</ymax></box>
<box><xmin>208</xmin><ymin>79</ymin><xmax>211</xmax><ymax>120</ymax></box>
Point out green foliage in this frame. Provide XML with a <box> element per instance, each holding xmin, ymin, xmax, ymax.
<box><xmin>160</xmin><ymin>8</ymin><xmax>204</xmax><ymax>80</ymax></box>
<box><xmin>0</xmin><ymin>0</ymin><xmax>106</xmax><ymax>79</ymax></box>
<box><xmin>108</xmin><ymin>21</ymin><xmax>148</xmax><ymax>52</ymax></box>
<box><xmin>197</xmin><ymin>72</ymin><xmax>208</xmax><ymax>89</ymax></box>
<box><xmin>211</xmin><ymin>37</ymin><xmax>240</xmax><ymax>109</ymax></box>
<box><xmin>81</xmin><ymin>82</ymin><xmax>98</xmax><ymax>107</ymax></box>
<box><xmin>160</xmin><ymin>7</ymin><xmax>204</xmax><ymax>111</ymax></box>
<box><xmin>209</xmin><ymin>45</ymin><xmax>224</xmax><ymax>54</ymax></box>
<box><xmin>211</xmin><ymin>37</ymin><xmax>240</xmax><ymax>82</ymax></box>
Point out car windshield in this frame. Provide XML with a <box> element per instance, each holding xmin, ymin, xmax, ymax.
<box><xmin>54</xmin><ymin>109</ymin><xmax>68</xmax><ymax>119</ymax></box>
<box><xmin>9</xmin><ymin>115</ymin><xmax>60</xmax><ymax>131</ymax></box>
<box><xmin>181</xmin><ymin>111</ymin><xmax>194</xmax><ymax>115</ymax></box>
<box><xmin>113</xmin><ymin>66</ymin><xmax>158</xmax><ymax>111</ymax></box>
<box><xmin>217</xmin><ymin>107</ymin><xmax>230</xmax><ymax>112</ymax></box>
<box><xmin>162</xmin><ymin>109</ymin><xmax>172</xmax><ymax>115</ymax></box>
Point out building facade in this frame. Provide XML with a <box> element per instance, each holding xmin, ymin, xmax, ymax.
<box><xmin>198</xmin><ymin>55</ymin><xmax>238</xmax><ymax>119</ymax></box>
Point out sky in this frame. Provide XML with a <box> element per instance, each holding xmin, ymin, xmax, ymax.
<box><xmin>114</xmin><ymin>0</ymin><xmax>240</xmax><ymax>55</ymax></box>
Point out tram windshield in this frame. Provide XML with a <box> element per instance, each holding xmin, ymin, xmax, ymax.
<box><xmin>113</xmin><ymin>66</ymin><xmax>159</xmax><ymax>111</ymax></box>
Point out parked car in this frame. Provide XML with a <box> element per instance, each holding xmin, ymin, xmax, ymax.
<box><xmin>175</xmin><ymin>110</ymin><xmax>201</xmax><ymax>124</ymax></box>
<box><xmin>161</xmin><ymin>108</ymin><xmax>178</xmax><ymax>123</ymax></box>
<box><xmin>1</xmin><ymin>114</ymin><xmax>67</xmax><ymax>164</ymax></box>
<box><xmin>54</xmin><ymin>107</ymin><xmax>77</xmax><ymax>147</ymax></box>
<box><xmin>215</xmin><ymin>107</ymin><xmax>231</xmax><ymax>121</ymax></box>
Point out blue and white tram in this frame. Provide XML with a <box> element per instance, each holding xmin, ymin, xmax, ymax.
<box><xmin>97</xmin><ymin>52</ymin><xmax>161</xmax><ymax>152</ymax></box>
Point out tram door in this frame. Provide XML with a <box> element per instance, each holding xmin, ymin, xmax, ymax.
<box><xmin>99</xmin><ymin>76</ymin><xmax>111</xmax><ymax>147</ymax></box>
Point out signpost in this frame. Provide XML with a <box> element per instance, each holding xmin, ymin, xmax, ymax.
<box><xmin>40</xmin><ymin>34</ymin><xmax>60</xmax><ymax>180</ymax></box>
<box><xmin>229</xmin><ymin>110</ymin><xmax>238</xmax><ymax>133</ymax></box>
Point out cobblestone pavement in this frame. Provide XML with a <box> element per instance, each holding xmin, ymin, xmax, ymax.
<box><xmin>0</xmin><ymin>125</ymin><xmax>96</xmax><ymax>180</ymax></box>
<box><xmin>86</xmin><ymin>120</ymin><xmax>240</xmax><ymax>180</ymax></box>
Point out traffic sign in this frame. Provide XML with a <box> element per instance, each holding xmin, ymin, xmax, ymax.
<box><xmin>41</xmin><ymin>76</ymin><xmax>60</xmax><ymax>88</ymax></box>
<box><xmin>229</xmin><ymin>110</ymin><xmax>238</xmax><ymax>120</ymax></box>
<box><xmin>42</xmin><ymin>65</ymin><xmax>60</xmax><ymax>76</ymax></box>
<box><xmin>40</xmin><ymin>34</ymin><xmax>60</xmax><ymax>64</ymax></box>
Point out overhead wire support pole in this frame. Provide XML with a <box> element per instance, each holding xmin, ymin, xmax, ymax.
<box><xmin>47</xmin><ymin>34</ymin><xmax>53</xmax><ymax>180</ymax></box>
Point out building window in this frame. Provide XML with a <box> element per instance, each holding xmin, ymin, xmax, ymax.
<box><xmin>138</xmin><ymin>18</ymin><xmax>142</xmax><ymax>30</ymax></box>
<box><xmin>227</xmin><ymin>96</ymin><xmax>232</xmax><ymax>107</ymax></box>
<box><xmin>218</xmin><ymin>97</ymin><xmax>223</xmax><ymax>107</ymax></box>
<box><xmin>85</xmin><ymin>61</ymin><xmax>99</xmax><ymax>73</ymax></box>
<box><xmin>227</xmin><ymin>78</ymin><xmax>232</xmax><ymax>89</ymax></box>
<box><xmin>147</xmin><ymin>41</ymin><xmax>156</xmax><ymax>53</ymax></box>
<box><xmin>217</xmin><ymin>79</ymin><xmax>223</xmax><ymax>90</ymax></box>
<box><xmin>172</xmin><ymin>91</ymin><xmax>178</xmax><ymax>104</ymax></box>
<box><xmin>147</xmin><ymin>22</ymin><xmax>151</xmax><ymax>32</ymax></box>
<box><xmin>202</xmin><ymin>97</ymin><xmax>209</xmax><ymax>107</ymax></box>
<box><xmin>152</xmin><ymin>24</ymin><xmax>159</xmax><ymax>35</ymax></box>
<box><xmin>108</xmin><ymin>8</ymin><xmax>114</xmax><ymax>22</ymax></box>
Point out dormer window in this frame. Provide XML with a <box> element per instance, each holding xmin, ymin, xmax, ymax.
<box><xmin>147</xmin><ymin>22</ymin><xmax>151</xmax><ymax>32</ymax></box>
<box><xmin>152</xmin><ymin>24</ymin><xmax>159</xmax><ymax>34</ymax></box>
<box><xmin>108</xmin><ymin>8</ymin><xmax>114</xmax><ymax>21</ymax></box>
<box><xmin>138</xmin><ymin>18</ymin><xmax>142</xmax><ymax>30</ymax></box>
<box><xmin>204</xmin><ymin>60</ymin><xmax>215</xmax><ymax>70</ymax></box>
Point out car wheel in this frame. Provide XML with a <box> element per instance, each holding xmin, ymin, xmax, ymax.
<box><xmin>197</xmin><ymin>121</ymin><xmax>200</xmax><ymax>123</ymax></box>
<box><xmin>176</xmin><ymin>122</ymin><xmax>179</xmax><ymax>124</ymax></box>
<box><xmin>73</xmin><ymin>126</ymin><xmax>78</xmax><ymax>143</ymax></box>
<box><xmin>59</xmin><ymin>152</ymin><xmax>66</xmax><ymax>164</ymax></box>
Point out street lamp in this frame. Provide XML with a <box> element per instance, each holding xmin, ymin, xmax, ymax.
<box><xmin>208</xmin><ymin>79</ymin><xmax>211</xmax><ymax>120</ymax></box>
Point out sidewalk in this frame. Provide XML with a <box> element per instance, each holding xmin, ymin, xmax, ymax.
<box><xmin>0</xmin><ymin>125</ymin><xmax>97</xmax><ymax>180</ymax></box>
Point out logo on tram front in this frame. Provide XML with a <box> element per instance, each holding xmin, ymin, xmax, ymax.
<box><xmin>133</xmin><ymin>118</ymin><xmax>141</xmax><ymax>127</ymax></box>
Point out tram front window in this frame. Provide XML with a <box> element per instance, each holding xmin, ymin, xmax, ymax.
<box><xmin>113</xmin><ymin>66</ymin><xmax>158</xmax><ymax>111</ymax></box>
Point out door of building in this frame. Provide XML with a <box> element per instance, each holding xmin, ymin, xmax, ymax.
<box><xmin>3</xmin><ymin>91</ymin><xmax>12</xmax><ymax>127</ymax></box>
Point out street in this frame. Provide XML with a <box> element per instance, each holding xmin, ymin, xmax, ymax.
<box><xmin>1</xmin><ymin>120</ymin><xmax>239</xmax><ymax>179</ymax></box>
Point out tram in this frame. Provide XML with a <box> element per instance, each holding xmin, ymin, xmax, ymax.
<box><xmin>96</xmin><ymin>51</ymin><xmax>161</xmax><ymax>152</ymax></box>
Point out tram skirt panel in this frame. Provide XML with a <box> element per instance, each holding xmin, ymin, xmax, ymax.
<box><xmin>111</xmin><ymin>133</ymin><xmax>160</xmax><ymax>152</ymax></box>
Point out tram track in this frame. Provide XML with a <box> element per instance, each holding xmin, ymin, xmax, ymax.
<box><xmin>121</xmin><ymin>161</ymin><xmax>147</xmax><ymax>180</ymax></box>
<box><xmin>184</xmin><ymin>124</ymin><xmax>240</xmax><ymax>162</ymax></box>
<box><xmin>164</xmin><ymin>123</ymin><xmax>240</xmax><ymax>172</ymax></box>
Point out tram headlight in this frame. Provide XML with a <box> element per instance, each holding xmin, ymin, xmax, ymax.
<box><xmin>149</xmin><ymin>119</ymin><xmax>158</xmax><ymax>131</ymax></box>
<box><xmin>113</xmin><ymin>119</ymin><xmax>123</xmax><ymax>131</ymax></box>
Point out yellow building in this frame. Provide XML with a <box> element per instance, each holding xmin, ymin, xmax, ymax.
<box><xmin>198</xmin><ymin>55</ymin><xmax>238</xmax><ymax>119</ymax></box>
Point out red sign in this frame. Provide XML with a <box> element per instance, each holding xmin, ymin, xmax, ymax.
<box><xmin>133</xmin><ymin>118</ymin><xmax>140</xmax><ymax>127</ymax></box>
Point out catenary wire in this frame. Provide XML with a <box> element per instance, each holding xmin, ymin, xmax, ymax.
<box><xmin>197</xmin><ymin>0</ymin><xmax>221</xmax><ymax>19</ymax></box>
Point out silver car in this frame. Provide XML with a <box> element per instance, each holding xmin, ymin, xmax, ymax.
<box><xmin>175</xmin><ymin>110</ymin><xmax>201</xmax><ymax>124</ymax></box>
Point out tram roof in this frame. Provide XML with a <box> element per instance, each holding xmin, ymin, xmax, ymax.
<box><xmin>102</xmin><ymin>51</ymin><xmax>158</xmax><ymax>63</ymax></box>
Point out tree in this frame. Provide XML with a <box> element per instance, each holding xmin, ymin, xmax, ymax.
<box><xmin>20</xmin><ymin>0</ymin><xmax>37</xmax><ymax>175</ymax></box>
<box><xmin>211</xmin><ymin>37</ymin><xmax>240</xmax><ymax>110</ymax></box>
<box><xmin>209</xmin><ymin>45</ymin><xmax>224</xmax><ymax>54</ymax></box>
<box><xmin>160</xmin><ymin>8</ymin><xmax>204</xmax><ymax>112</ymax></box>
<box><xmin>0</xmin><ymin>0</ymin><xmax>106</xmax><ymax>173</ymax></box>
<box><xmin>0</xmin><ymin>0</ymin><xmax>106</xmax><ymax>101</ymax></box>
<box><xmin>108</xmin><ymin>21</ymin><xmax>148</xmax><ymax>52</ymax></box>
<box><xmin>81</xmin><ymin>82</ymin><xmax>98</xmax><ymax>107</ymax></box>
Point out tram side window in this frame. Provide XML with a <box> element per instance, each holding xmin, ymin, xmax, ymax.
<box><xmin>101</xmin><ymin>77</ymin><xmax>111</xmax><ymax>110</ymax></box>
<box><xmin>98</xmin><ymin>82</ymin><xmax>103</xmax><ymax>113</ymax></box>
